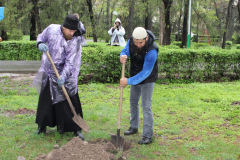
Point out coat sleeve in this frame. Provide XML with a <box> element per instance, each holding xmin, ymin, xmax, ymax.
<box><xmin>108</xmin><ymin>27</ymin><xmax>114</xmax><ymax>35</ymax></box>
<box><xmin>116</xmin><ymin>27</ymin><xmax>125</xmax><ymax>36</ymax></box>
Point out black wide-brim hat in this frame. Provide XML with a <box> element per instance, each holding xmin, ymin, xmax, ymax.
<box><xmin>63</xmin><ymin>15</ymin><xmax>79</xmax><ymax>30</ymax></box>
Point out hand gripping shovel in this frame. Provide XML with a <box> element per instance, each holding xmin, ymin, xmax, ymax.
<box><xmin>46</xmin><ymin>50</ymin><xmax>89</xmax><ymax>133</ymax></box>
<box><xmin>111</xmin><ymin>63</ymin><xmax>125</xmax><ymax>150</ymax></box>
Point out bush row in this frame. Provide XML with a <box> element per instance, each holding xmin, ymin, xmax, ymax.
<box><xmin>1</xmin><ymin>41</ymin><xmax>240</xmax><ymax>83</ymax></box>
<box><xmin>158</xmin><ymin>48</ymin><xmax>240</xmax><ymax>82</ymax></box>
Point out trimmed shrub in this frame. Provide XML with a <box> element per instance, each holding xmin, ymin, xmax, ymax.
<box><xmin>172</xmin><ymin>41</ymin><xmax>181</xmax><ymax>47</ymax></box>
<box><xmin>2</xmin><ymin>41</ymin><xmax>240</xmax><ymax>83</ymax></box>
<box><xmin>192</xmin><ymin>43</ymin><xmax>210</xmax><ymax>49</ymax></box>
<box><xmin>0</xmin><ymin>41</ymin><xmax>41</xmax><ymax>60</ymax></box>
<box><xmin>226</xmin><ymin>41</ymin><xmax>232</xmax><ymax>49</ymax></box>
<box><xmin>165</xmin><ymin>44</ymin><xmax>180</xmax><ymax>49</ymax></box>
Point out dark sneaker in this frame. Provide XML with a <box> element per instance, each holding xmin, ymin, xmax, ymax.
<box><xmin>138</xmin><ymin>137</ymin><xmax>152</xmax><ymax>145</ymax></box>
<box><xmin>124</xmin><ymin>127</ymin><xmax>138</xmax><ymax>136</ymax></box>
<box><xmin>36</xmin><ymin>126</ymin><xmax>46</xmax><ymax>134</ymax></box>
<box><xmin>74</xmin><ymin>130</ymin><xmax>84</xmax><ymax>140</ymax></box>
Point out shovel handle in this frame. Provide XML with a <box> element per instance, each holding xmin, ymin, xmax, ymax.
<box><xmin>45</xmin><ymin>50</ymin><xmax>76</xmax><ymax>115</ymax></box>
<box><xmin>117</xmin><ymin>63</ymin><xmax>125</xmax><ymax>129</ymax></box>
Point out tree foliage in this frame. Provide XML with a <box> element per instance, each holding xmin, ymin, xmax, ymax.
<box><xmin>0</xmin><ymin>0</ymin><xmax>239</xmax><ymax>46</ymax></box>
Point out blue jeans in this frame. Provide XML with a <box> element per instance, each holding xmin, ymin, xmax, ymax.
<box><xmin>129</xmin><ymin>82</ymin><xmax>155</xmax><ymax>138</ymax></box>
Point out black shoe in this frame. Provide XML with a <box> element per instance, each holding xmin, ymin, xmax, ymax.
<box><xmin>124</xmin><ymin>127</ymin><xmax>138</xmax><ymax>136</ymax></box>
<box><xmin>74</xmin><ymin>130</ymin><xmax>84</xmax><ymax>140</ymax></box>
<box><xmin>138</xmin><ymin>137</ymin><xmax>152</xmax><ymax>145</ymax></box>
<box><xmin>57</xmin><ymin>125</ymin><xmax>64</xmax><ymax>134</ymax></box>
<box><xmin>37</xmin><ymin>126</ymin><xmax>46</xmax><ymax>134</ymax></box>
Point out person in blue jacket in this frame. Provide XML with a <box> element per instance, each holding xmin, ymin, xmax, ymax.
<box><xmin>120</xmin><ymin>27</ymin><xmax>158</xmax><ymax>145</ymax></box>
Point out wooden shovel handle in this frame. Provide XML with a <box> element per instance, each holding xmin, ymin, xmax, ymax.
<box><xmin>117</xmin><ymin>63</ymin><xmax>125</xmax><ymax>129</ymax></box>
<box><xmin>45</xmin><ymin>51</ymin><xmax>77</xmax><ymax>115</ymax></box>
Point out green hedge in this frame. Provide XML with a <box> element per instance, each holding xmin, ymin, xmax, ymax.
<box><xmin>1</xmin><ymin>41</ymin><xmax>240</xmax><ymax>83</ymax></box>
<box><xmin>158</xmin><ymin>48</ymin><xmax>240</xmax><ymax>81</ymax></box>
<box><xmin>0</xmin><ymin>41</ymin><xmax>41</xmax><ymax>60</ymax></box>
<box><xmin>81</xmin><ymin>44</ymin><xmax>129</xmax><ymax>83</ymax></box>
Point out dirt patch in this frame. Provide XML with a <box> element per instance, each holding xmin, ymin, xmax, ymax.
<box><xmin>231</xmin><ymin>101</ymin><xmax>240</xmax><ymax>105</ymax></box>
<box><xmin>0</xmin><ymin>108</ymin><xmax>36</xmax><ymax>117</ymax></box>
<box><xmin>12</xmin><ymin>75</ymin><xmax>36</xmax><ymax>82</ymax></box>
<box><xmin>35</xmin><ymin>137</ymin><xmax>132</xmax><ymax>160</ymax></box>
<box><xmin>0</xmin><ymin>73</ymin><xmax>36</xmax><ymax>87</ymax></box>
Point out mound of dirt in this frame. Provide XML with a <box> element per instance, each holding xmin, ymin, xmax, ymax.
<box><xmin>35</xmin><ymin>137</ymin><xmax>130</xmax><ymax>160</ymax></box>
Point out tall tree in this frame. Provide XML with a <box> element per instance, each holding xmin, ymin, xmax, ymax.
<box><xmin>35</xmin><ymin>0</ymin><xmax>41</xmax><ymax>34</ymax></box>
<box><xmin>105</xmin><ymin>0</ymin><xmax>110</xmax><ymax>43</ymax></box>
<box><xmin>226</xmin><ymin>3</ymin><xmax>235</xmax><ymax>41</ymax></box>
<box><xmin>177</xmin><ymin>1</ymin><xmax>183</xmax><ymax>41</ymax></box>
<box><xmin>222</xmin><ymin>0</ymin><xmax>234</xmax><ymax>49</ymax></box>
<box><xmin>143</xmin><ymin>0</ymin><xmax>152</xmax><ymax>30</ymax></box>
<box><xmin>162</xmin><ymin>0</ymin><xmax>173</xmax><ymax>45</ymax></box>
<box><xmin>128</xmin><ymin>0</ymin><xmax>135</xmax><ymax>39</ymax></box>
<box><xmin>158</xmin><ymin>2</ymin><xmax>164</xmax><ymax>45</ymax></box>
<box><xmin>181</xmin><ymin>0</ymin><xmax>188</xmax><ymax>48</ymax></box>
<box><xmin>238</xmin><ymin>0</ymin><xmax>240</xmax><ymax>25</ymax></box>
<box><xmin>214</xmin><ymin>0</ymin><xmax>223</xmax><ymax>42</ymax></box>
<box><xmin>86</xmin><ymin>0</ymin><xmax>97</xmax><ymax>42</ymax></box>
<box><xmin>30</xmin><ymin>0</ymin><xmax>37</xmax><ymax>40</ymax></box>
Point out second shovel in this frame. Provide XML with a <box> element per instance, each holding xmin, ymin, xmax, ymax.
<box><xmin>111</xmin><ymin>63</ymin><xmax>125</xmax><ymax>150</ymax></box>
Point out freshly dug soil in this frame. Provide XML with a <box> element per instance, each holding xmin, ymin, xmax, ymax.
<box><xmin>35</xmin><ymin>137</ymin><xmax>131</xmax><ymax>160</ymax></box>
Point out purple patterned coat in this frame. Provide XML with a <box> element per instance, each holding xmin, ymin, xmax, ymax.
<box><xmin>33</xmin><ymin>24</ymin><xmax>85</xmax><ymax>104</ymax></box>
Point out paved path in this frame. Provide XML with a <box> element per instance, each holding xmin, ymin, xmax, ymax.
<box><xmin>0</xmin><ymin>61</ymin><xmax>41</xmax><ymax>74</ymax></box>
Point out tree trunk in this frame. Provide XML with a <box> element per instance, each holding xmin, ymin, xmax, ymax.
<box><xmin>30</xmin><ymin>0</ymin><xmax>38</xmax><ymax>40</ymax></box>
<box><xmin>86</xmin><ymin>0</ymin><xmax>97</xmax><ymax>42</ymax></box>
<box><xmin>111</xmin><ymin>11</ymin><xmax>113</xmax><ymax>26</ymax></box>
<box><xmin>222</xmin><ymin>0</ymin><xmax>234</xmax><ymax>49</ymax></box>
<box><xmin>226</xmin><ymin>6</ymin><xmax>234</xmax><ymax>41</ymax></box>
<box><xmin>181</xmin><ymin>0</ymin><xmax>188</xmax><ymax>48</ymax></box>
<box><xmin>177</xmin><ymin>4</ymin><xmax>182</xmax><ymax>41</ymax></box>
<box><xmin>144</xmin><ymin>1</ymin><xmax>152</xmax><ymax>30</ymax></box>
<box><xmin>145</xmin><ymin>14</ymin><xmax>152</xmax><ymax>31</ymax></box>
<box><xmin>196</xmin><ymin>16</ymin><xmax>198</xmax><ymax>43</ymax></box>
<box><xmin>162</xmin><ymin>0</ymin><xmax>173</xmax><ymax>45</ymax></box>
<box><xmin>238</xmin><ymin>0</ymin><xmax>240</xmax><ymax>25</ymax></box>
<box><xmin>35</xmin><ymin>0</ymin><xmax>41</xmax><ymax>34</ymax></box>
<box><xmin>105</xmin><ymin>0</ymin><xmax>110</xmax><ymax>43</ymax></box>
<box><xmin>159</xmin><ymin>5</ymin><xmax>164</xmax><ymax>45</ymax></box>
<box><xmin>214</xmin><ymin>0</ymin><xmax>222</xmax><ymax>42</ymax></box>
<box><xmin>128</xmin><ymin>0</ymin><xmax>135</xmax><ymax>39</ymax></box>
<box><xmin>106</xmin><ymin>1</ymin><xmax>109</xmax><ymax>28</ymax></box>
<box><xmin>1</xmin><ymin>30</ymin><xmax>7</xmax><ymax>40</ymax></box>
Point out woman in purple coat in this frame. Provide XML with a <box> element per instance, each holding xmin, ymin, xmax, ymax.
<box><xmin>33</xmin><ymin>15</ymin><xmax>86</xmax><ymax>140</ymax></box>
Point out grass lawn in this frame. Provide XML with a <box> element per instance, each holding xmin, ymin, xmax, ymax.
<box><xmin>0</xmin><ymin>76</ymin><xmax>240</xmax><ymax>159</ymax></box>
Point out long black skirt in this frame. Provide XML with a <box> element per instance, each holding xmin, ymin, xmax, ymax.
<box><xmin>35</xmin><ymin>79</ymin><xmax>83</xmax><ymax>133</ymax></box>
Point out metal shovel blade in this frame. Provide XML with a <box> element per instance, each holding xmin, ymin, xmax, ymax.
<box><xmin>72</xmin><ymin>114</ymin><xmax>89</xmax><ymax>133</ymax></box>
<box><xmin>111</xmin><ymin>129</ymin><xmax>125</xmax><ymax>150</ymax></box>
